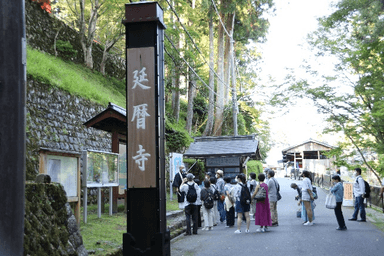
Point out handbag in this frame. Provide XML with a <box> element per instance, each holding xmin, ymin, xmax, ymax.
<box><xmin>325</xmin><ymin>192</ymin><xmax>337</xmax><ymax>209</ymax></box>
<box><xmin>255</xmin><ymin>186</ymin><xmax>266</xmax><ymax>202</ymax></box>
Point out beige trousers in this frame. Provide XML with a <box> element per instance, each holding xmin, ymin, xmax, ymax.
<box><xmin>270</xmin><ymin>201</ymin><xmax>278</xmax><ymax>224</ymax></box>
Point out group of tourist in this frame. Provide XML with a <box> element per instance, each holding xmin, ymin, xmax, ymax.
<box><xmin>173</xmin><ymin>165</ymin><xmax>384</xmax><ymax>236</ymax></box>
<box><xmin>172</xmin><ymin>166</ymin><xmax>282</xmax><ymax>235</ymax></box>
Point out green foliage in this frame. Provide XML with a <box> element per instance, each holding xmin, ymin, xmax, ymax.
<box><xmin>247</xmin><ymin>160</ymin><xmax>263</xmax><ymax>175</ymax></box>
<box><xmin>271</xmin><ymin>0</ymin><xmax>384</xmax><ymax>180</ymax></box>
<box><xmin>165</xmin><ymin>119</ymin><xmax>194</xmax><ymax>154</ymax></box>
<box><xmin>55</xmin><ymin>40</ymin><xmax>77</xmax><ymax>59</ymax></box>
<box><xmin>27</xmin><ymin>46</ymin><xmax>126</xmax><ymax>107</ymax></box>
<box><xmin>183</xmin><ymin>158</ymin><xmax>206</xmax><ymax>181</ymax></box>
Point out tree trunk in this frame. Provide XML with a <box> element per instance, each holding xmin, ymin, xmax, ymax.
<box><xmin>203</xmin><ymin>8</ymin><xmax>215</xmax><ymax>136</ymax></box>
<box><xmin>230</xmin><ymin>13</ymin><xmax>237</xmax><ymax>136</ymax></box>
<box><xmin>185</xmin><ymin>0</ymin><xmax>196</xmax><ymax>133</ymax></box>
<box><xmin>186</xmin><ymin>72</ymin><xmax>196</xmax><ymax>134</ymax></box>
<box><xmin>79</xmin><ymin>0</ymin><xmax>101</xmax><ymax>69</ymax></box>
<box><xmin>213</xmin><ymin>11</ymin><xmax>225</xmax><ymax>136</ymax></box>
<box><xmin>224</xmin><ymin>13</ymin><xmax>234</xmax><ymax>105</ymax></box>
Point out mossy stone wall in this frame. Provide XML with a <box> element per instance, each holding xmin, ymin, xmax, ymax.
<box><xmin>26</xmin><ymin>76</ymin><xmax>112</xmax><ymax>180</ymax></box>
<box><xmin>24</xmin><ymin>182</ymin><xmax>87</xmax><ymax>256</ymax></box>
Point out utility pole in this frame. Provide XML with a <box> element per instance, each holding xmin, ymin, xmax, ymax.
<box><xmin>0</xmin><ymin>1</ymin><xmax>26</xmax><ymax>255</ymax></box>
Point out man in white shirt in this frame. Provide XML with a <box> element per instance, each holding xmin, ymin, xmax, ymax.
<box><xmin>180</xmin><ymin>173</ymin><xmax>201</xmax><ymax>235</ymax></box>
<box><xmin>349</xmin><ymin>168</ymin><xmax>366</xmax><ymax>222</ymax></box>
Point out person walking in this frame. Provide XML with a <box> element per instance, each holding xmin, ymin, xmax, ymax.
<box><xmin>331</xmin><ymin>175</ymin><xmax>347</xmax><ymax>230</ymax></box>
<box><xmin>252</xmin><ymin>173</ymin><xmax>272</xmax><ymax>233</ymax></box>
<box><xmin>234</xmin><ymin>174</ymin><xmax>251</xmax><ymax>234</ymax></box>
<box><xmin>224</xmin><ymin>176</ymin><xmax>235</xmax><ymax>227</ymax></box>
<box><xmin>302</xmin><ymin>170</ymin><xmax>315</xmax><ymax>226</ymax></box>
<box><xmin>349</xmin><ymin>168</ymin><xmax>366</xmax><ymax>222</ymax></box>
<box><xmin>200</xmin><ymin>179</ymin><xmax>214</xmax><ymax>231</ymax></box>
<box><xmin>210</xmin><ymin>176</ymin><xmax>220</xmax><ymax>226</ymax></box>
<box><xmin>267</xmin><ymin>170</ymin><xmax>280</xmax><ymax>226</ymax></box>
<box><xmin>180</xmin><ymin>173</ymin><xmax>201</xmax><ymax>235</ymax></box>
<box><xmin>216</xmin><ymin>170</ymin><xmax>226</xmax><ymax>223</ymax></box>
<box><xmin>247</xmin><ymin>173</ymin><xmax>257</xmax><ymax>220</ymax></box>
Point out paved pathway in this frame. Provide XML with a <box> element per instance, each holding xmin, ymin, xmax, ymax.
<box><xmin>171</xmin><ymin>177</ymin><xmax>384</xmax><ymax>256</ymax></box>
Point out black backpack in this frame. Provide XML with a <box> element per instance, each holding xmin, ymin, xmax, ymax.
<box><xmin>203</xmin><ymin>189</ymin><xmax>214</xmax><ymax>209</ymax></box>
<box><xmin>240</xmin><ymin>183</ymin><xmax>251</xmax><ymax>205</ymax></box>
<box><xmin>212</xmin><ymin>186</ymin><xmax>220</xmax><ymax>201</ymax></box>
<box><xmin>186</xmin><ymin>184</ymin><xmax>197</xmax><ymax>203</ymax></box>
<box><xmin>359</xmin><ymin>179</ymin><xmax>371</xmax><ymax>198</ymax></box>
<box><xmin>312</xmin><ymin>186</ymin><xmax>318</xmax><ymax>200</ymax></box>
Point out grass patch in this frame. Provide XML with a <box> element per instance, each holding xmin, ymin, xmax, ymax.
<box><xmin>27</xmin><ymin>47</ymin><xmax>126</xmax><ymax>107</ymax></box>
<box><xmin>80</xmin><ymin>196</ymin><xmax>181</xmax><ymax>255</ymax></box>
<box><xmin>166</xmin><ymin>192</ymin><xmax>181</xmax><ymax>212</ymax></box>
<box><xmin>80</xmin><ymin>204</ymin><xmax>126</xmax><ymax>255</ymax></box>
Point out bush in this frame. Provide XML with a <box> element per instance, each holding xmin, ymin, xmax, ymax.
<box><xmin>55</xmin><ymin>40</ymin><xmax>77</xmax><ymax>59</ymax></box>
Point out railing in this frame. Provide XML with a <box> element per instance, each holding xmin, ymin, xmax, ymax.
<box><xmin>309</xmin><ymin>172</ymin><xmax>384</xmax><ymax>210</ymax></box>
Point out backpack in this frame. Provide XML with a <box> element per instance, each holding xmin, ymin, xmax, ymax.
<box><xmin>357</xmin><ymin>178</ymin><xmax>371</xmax><ymax>198</ymax></box>
<box><xmin>212</xmin><ymin>185</ymin><xmax>220</xmax><ymax>201</ymax></box>
<box><xmin>240</xmin><ymin>183</ymin><xmax>251</xmax><ymax>205</ymax></box>
<box><xmin>186</xmin><ymin>184</ymin><xmax>197</xmax><ymax>203</ymax></box>
<box><xmin>312</xmin><ymin>186</ymin><xmax>318</xmax><ymax>200</ymax></box>
<box><xmin>203</xmin><ymin>188</ymin><xmax>214</xmax><ymax>209</ymax></box>
<box><xmin>364</xmin><ymin>180</ymin><xmax>371</xmax><ymax>198</ymax></box>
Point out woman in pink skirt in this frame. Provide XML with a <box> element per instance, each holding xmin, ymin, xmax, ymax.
<box><xmin>252</xmin><ymin>173</ymin><xmax>272</xmax><ymax>232</ymax></box>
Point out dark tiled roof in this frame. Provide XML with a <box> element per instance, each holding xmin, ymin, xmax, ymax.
<box><xmin>282</xmin><ymin>138</ymin><xmax>335</xmax><ymax>152</ymax></box>
<box><xmin>184</xmin><ymin>135</ymin><xmax>261</xmax><ymax>159</ymax></box>
<box><xmin>108</xmin><ymin>102</ymin><xmax>126</xmax><ymax>117</ymax></box>
<box><xmin>83</xmin><ymin>102</ymin><xmax>126</xmax><ymax>135</ymax></box>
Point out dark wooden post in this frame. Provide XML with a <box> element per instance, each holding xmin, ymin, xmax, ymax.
<box><xmin>0</xmin><ymin>1</ymin><xmax>26</xmax><ymax>255</ymax></box>
<box><xmin>122</xmin><ymin>2</ymin><xmax>169</xmax><ymax>255</ymax></box>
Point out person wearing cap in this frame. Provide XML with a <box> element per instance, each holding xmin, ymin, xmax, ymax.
<box><xmin>172</xmin><ymin>165</ymin><xmax>186</xmax><ymax>209</ymax></box>
<box><xmin>216</xmin><ymin>169</ymin><xmax>226</xmax><ymax>223</ymax></box>
<box><xmin>180</xmin><ymin>173</ymin><xmax>201</xmax><ymax>235</ymax></box>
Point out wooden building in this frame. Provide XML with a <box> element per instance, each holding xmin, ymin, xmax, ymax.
<box><xmin>184</xmin><ymin>135</ymin><xmax>262</xmax><ymax>180</ymax></box>
<box><xmin>282</xmin><ymin>139</ymin><xmax>336</xmax><ymax>174</ymax></box>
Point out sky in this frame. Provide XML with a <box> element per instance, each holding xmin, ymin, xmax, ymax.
<box><xmin>257</xmin><ymin>0</ymin><xmax>337</xmax><ymax>165</ymax></box>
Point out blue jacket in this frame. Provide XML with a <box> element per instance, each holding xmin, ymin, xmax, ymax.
<box><xmin>330</xmin><ymin>182</ymin><xmax>344</xmax><ymax>202</ymax></box>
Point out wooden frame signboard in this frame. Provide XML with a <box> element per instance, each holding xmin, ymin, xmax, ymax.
<box><xmin>127</xmin><ymin>47</ymin><xmax>157</xmax><ymax>188</ymax></box>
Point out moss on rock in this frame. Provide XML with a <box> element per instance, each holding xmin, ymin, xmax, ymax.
<box><xmin>24</xmin><ymin>182</ymin><xmax>87</xmax><ymax>256</ymax></box>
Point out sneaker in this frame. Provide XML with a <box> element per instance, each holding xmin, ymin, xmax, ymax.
<box><xmin>264</xmin><ymin>227</ymin><xmax>268</xmax><ymax>231</ymax></box>
<box><xmin>304</xmin><ymin>221</ymin><xmax>313</xmax><ymax>226</ymax></box>
<box><xmin>202</xmin><ymin>227</ymin><xmax>208</xmax><ymax>231</ymax></box>
<box><xmin>225</xmin><ymin>225</ymin><xmax>230</xmax><ymax>228</ymax></box>
<box><xmin>303</xmin><ymin>222</ymin><xmax>308</xmax><ymax>225</ymax></box>
<box><xmin>234</xmin><ymin>230</ymin><xmax>241</xmax><ymax>234</ymax></box>
<box><xmin>256</xmin><ymin>228</ymin><xmax>261</xmax><ymax>232</ymax></box>
<box><xmin>261</xmin><ymin>228</ymin><xmax>265</xmax><ymax>233</ymax></box>
<box><xmin>245</xmin><ymin>229</ymin><xmax>250</xmax><ymax>233</ymax></box>
<box><xmin>209</xmin><ymin>227</ymin><xmax>213</xmax><ymax>230</ymax></box>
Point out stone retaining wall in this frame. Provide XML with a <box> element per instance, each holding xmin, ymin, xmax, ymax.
<box><xmin>26</xmin><ymin>76</ymin><xmax>112</xmax><ymax>180</ymax></box>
